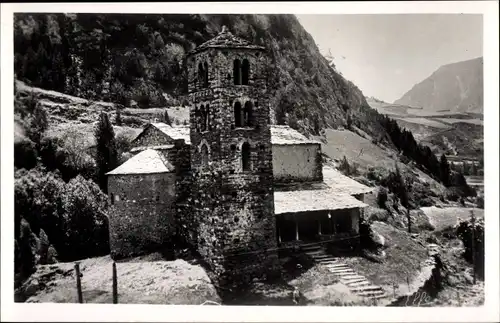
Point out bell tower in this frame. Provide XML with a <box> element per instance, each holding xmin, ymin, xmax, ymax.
<box><xmin>185</xmin><ymin>26</ymin><xmax>280</xmax><ymax>287</ymax></box>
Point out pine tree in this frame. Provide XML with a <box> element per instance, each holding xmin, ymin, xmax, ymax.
<box><xmin>116</xmin><ymin>108</ymin><xmax>122</xmax><ymax>126</ymax></box>
<box><xmin>395</xmin><ymin>164</ymin><xmax>411</xmax><ymax>233</ymax></box>
<box><xmin>27</xmin><ymin>103</ymin><xmax>48</xmax><ymax>146</ymax></box>
<box><xmin>94</xmin><ymin>112</ymin><xmax>118</xmax><ymax>193</ymax></box>
<box><xmin>164</xmin><ymin>109</ymin><xmax>172</xmax><ymax>125</ymax></box>
<box><xmin>439</xmin><ymin>154</ymin><xmax>451</xmax><ymax>187</ymax></box>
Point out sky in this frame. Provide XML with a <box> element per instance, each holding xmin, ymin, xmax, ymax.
<box><xmin>296</xmin><ymin>14</ymin><xmax>483</xmax><ymax>103</ymax></box>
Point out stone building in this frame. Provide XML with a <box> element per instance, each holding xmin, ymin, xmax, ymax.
<box><xmin>106</xmin><ymin>27</ymin><xmax>373</xmax><ymax>287</ymax></box>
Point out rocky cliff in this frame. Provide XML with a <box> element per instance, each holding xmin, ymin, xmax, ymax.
<box><xmin>395</xmin><ymin>57</ymin><xmax>483</xmax><ymax>114</ymax></box>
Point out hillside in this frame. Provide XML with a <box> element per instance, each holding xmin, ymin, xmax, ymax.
<box><xmin>394</xmin><ymin>57</ymin><xmax>483</xmax><ymax>114</ymax></box>
<box><xmin>14</xmin><ymin>13</ymin><xmax>388</xmax><ymax>142</ymax></box>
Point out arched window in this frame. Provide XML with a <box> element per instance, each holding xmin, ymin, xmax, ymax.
<box><xmin>205</xmin><ymin>104</ymin><xmax>210</xmax><ymax>130</ymax></box>
<box><xmin>198</xmin><ymin>63</ymin><xmax>204</xmax><ymax>87</ymax></box>
<box><xmin>233</xmin><ymin>59</ymin><xmax>241</xmax><ymax>85</ymax></box>
<box><xmin>241</xmin><ymin>142</ymin><xmax>251</xmax><ymax>171</ymax></box>
<box><xmin>200</xmin><ymin>105</ymin><xmax>206</xmax><ymax>132</ymax></box>
<box><xmin>234</xmin><ymin>101</ymin><xmax>242</xmax><ymax>127</ymax></box>
<box><xmin>201</xmin><ymin>144</ymin><xmax>209</xmax><ymax>166</ymax></box>
<box><xmin>242</xmin><ymin>59</ymin><xmax>250</xmax><ymax>85</ymax></box>
<box><xmin>203</xmin><ymin>61</ymin><xmax>209</xmax><ymax>88</ymax></box>
<box><xmin>243</xmin><ymin>101</ymin><xmax>253</xmax><ymax>127</ymax></box>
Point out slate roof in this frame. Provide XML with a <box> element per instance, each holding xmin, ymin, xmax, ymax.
<box><xmin>270</xmin><ymin>125</ymin><xmax>321</xmax><ymax>145</ymax></box>
<box><xmin>188</xmin><ymin>25</ymin><xmax>265</xmax><ymax>55</ymax></box>
<box><xmin>274</xmin><ymin>188</ymin><xmax>368</xmax><ymax>215</ymax></box>
<box><xmin>322</xmin><ymin>166</ymin><xmax>374</xmax><ymax>195</ymax></box>
<box><xmin>150</xmin><ymin>123</ymin><xmax>191</xmax><ymax>145</ymax></box>
<box><xmin>106</xmin><ymin>149</ymin><xmax>175</xmax><ymax>175</ymax></box>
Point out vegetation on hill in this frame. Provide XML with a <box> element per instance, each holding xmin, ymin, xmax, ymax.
<box><xmin>14</xmin><ymin>13</ymin><xmax>387</xmax><ymax>139</ymax></box>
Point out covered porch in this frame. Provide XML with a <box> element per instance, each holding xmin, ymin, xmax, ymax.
<box><xmin>274</xmin><ymin>188</ymin><xmax>367</xmax><ymax>246</ymax></box>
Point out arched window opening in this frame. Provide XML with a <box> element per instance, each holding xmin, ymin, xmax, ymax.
<box><xmin>242</xmin><ymin>142</ymin><xmax>251</xmax><ymax>171</ymax></box>
<box><xmin>200</xmin><ymin>105</ymin><xmax>207</xmax><ymax>132</ymax></box>
<box><xmin>242</xmin><ymin>59</ymin><xmax>250</xmax><ymax>85</ymax></box>
<box><xmin>201</xmin><ymin>144</ymin><xmax>209</xmax><ymax>166</ymax></box>
<box><xmin>243</xmin><ymin>101</ymin><xmax>253</xmax><ymax>127</ymax></box>
<box><xmin>198</xmin><ymin>63</ymin><xmax>204</xmax><ymax>87</ymax></box>
<box><xmin>234</xmin><ymin>101</ymin><xmax>242</xmax><ymax>127</ymax></box>
<box><xmin>203</xmin><ymin>62</ymin><xmax>209</xmax><ymax>88</ymax></box>
<box><xmin>233</xmin><ymin>59</ymin><xmax>241</xmax><ymax>85</ymax></box>
<box><xmin>205</xmin><ymin>104</ymin><xmax>210</xmax><ymax>131</ymax></box>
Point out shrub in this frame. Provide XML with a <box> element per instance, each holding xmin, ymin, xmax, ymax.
<box><xmin>377</xmin><ymin>188</ymin><xmax>388</xmax><ymax>209</ymax></box>
<box><xmin>121</xmin><ymin>115</ymin><xmax>145</xmax><ymax>127</ymax></box>
<box><xmin>456</xmin><ymin>216</ymin><xmax>484</xmax><ymax>278</ymax></box>
<box><xmin>14</xmin><ymin>139</ymin><xmax>38</xmax><ymax>170</ymax></box>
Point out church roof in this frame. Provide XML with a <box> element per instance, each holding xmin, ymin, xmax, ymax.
<box><xmin>188</xmin><ymin>25</ymin><xmax>265</xmax><ymax>55</ymax></box>
<box><xmin>106</xmin><ymin>149</ymin><xmax>175</xmax><ymax>175</ymax></box>
<box><xmin>151</xmin><ymin>123</ymin><xmax>191</xmax><ymax>145</ymax></box>
<box><xmin>322</xmin><ymin>166</ymin><xmax>374</xmax><ymax>195</ymax></box>
<box><xmin>270</xmin><ymin>125</ymin><xmax>321</xmax><ymax>145</ymax></box>
<box><xmin>274</xmin><ymin>188</ymin><xmax>368</xmax><ymax>215</ymax></box>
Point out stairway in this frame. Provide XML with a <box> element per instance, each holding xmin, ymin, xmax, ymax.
<box><xmin>301</xmin><ymin>244</ymin><xmax>388</xmax><ymax>301</ymax></box>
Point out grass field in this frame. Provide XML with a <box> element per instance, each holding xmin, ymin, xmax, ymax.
<box><xmin>321</xmin><ymin>129</ymin><xmax>397</xmax><ymax>170</ymax></box>
<box><xmin>394</xmin><ymin>117</ymin><xmax>451</xmax><ymax>129</ymax></box>
<box><xmin>21</xmin><ymin>254</ymin><xmax>220</xmax><ymax>304</ymax></box>
<box><xmin>420</xmin><ymin>207</ymin><xmax>484</xmax><ymax>231</ymax></box>
<box><xmin>433</xmin><ymin>118</ymin><xmax>484</xmax><ymax>126</ymax></box>
<box><xmin>340</xmin><ymin>222</ymin><xmax>428</xmax><ymax>296</ymax></box>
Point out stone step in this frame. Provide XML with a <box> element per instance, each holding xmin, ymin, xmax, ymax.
<box><xmin>340</xmin><ymin>274</ymin><xmax>366</xmax><ymax>280</ymax></box>
<box><xmin>341</xmin><ymin>277</ymin><xmax>367</xmax><ymax>284</ymax></box>
<box><xmin>334</xmin><ymin>272</ymin><xmax>359</xmax><ymax>278</ymax></box>
<box><xmin>311</xmin><ymin>254</ymin><xmax>333</xmax><ymax>259</ymax></box>
<box><xmin>357</xmin><ymin>290</ymin><xmax>386</xmax><ymax>297</ymax></box>
<box><xmin>350</xmin><ymin>285</ymin><xmax>384</xmax><ymax>292</ymax></box>
<box><xmin>315</xmin><ymin>257</ymin><xmax>338</xmax><ymax>262</ymax></box>
<box><xmin>325</xmin><ymin>263</ymin><xmax>349</xmax><ymax>269</ymax></box>
<box><xmin>328</xmin><ymin>268</ymin><xmax>356</xmax><ymax>274</ymax></box>
<box><xmin>365</xmin><ymin>293</ymin><xmax>388</xmax><ymax>300</ymax></box>
<box><xmin>345</xmin><ymin>280</ymin><xmax>370</xmax><ymax>287</ymax></box>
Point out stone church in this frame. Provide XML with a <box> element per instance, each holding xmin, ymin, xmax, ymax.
<box><xmin>106</xmin><ymin>27</ymin><xmax>372</xmax><ymax>286</ymax></box>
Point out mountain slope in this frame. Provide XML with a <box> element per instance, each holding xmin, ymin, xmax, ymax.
<box><xmin>394</xmin><ymin>57</ymin><xmax>483</xmax><ymax>114</ymax></box>
<box><xmin>14</xmin><ymin>13</ymin><xmax>388</xmax><ymax>142</ymax></box>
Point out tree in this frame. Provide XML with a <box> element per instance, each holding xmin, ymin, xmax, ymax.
<box><xmin>116</xmin><ymin>108</ymin><xmax>122</xmax><ymax>126</ymax></box>
<box><xmin>94</xmin><ymin>112</ymin><xmax>118</xmax><ymax>193</ymax></box>
<box><xmin>27</xmin><ymin>104</ymin><xmax>48</xmax><ymax>146</ymax></box>
<box><xmin>346</xmin><ymin>113</ymin><xmax>353</xmax><ymax>130</ymax></box>
<box><xmin>164</xmin><ymin>109</ymin><xmax>172</xmax><ymax>125</ymax></box>
<box><xmin>439</xmin><ymin>154</ymin><xmax>451</xmax><ymax>187</ymax></box>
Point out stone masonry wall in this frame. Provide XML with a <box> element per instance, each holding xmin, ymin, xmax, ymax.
<box><xmin>107</xmin><ymin>173</ymin><xmax>177</xmax><ymax>259</ymax></box>
<box><xmin>131</xmin><ymin>125</ymin><xmax>173</xmax><ymax>149</ymax></box>
<box><xmin>272</xmin><ymin>143</ymin><xmax>323</xmax><ymax>183</ymax></box>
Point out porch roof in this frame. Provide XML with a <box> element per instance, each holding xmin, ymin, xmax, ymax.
<box><xmin>322</xmin><ymin>166</ymin><xmax>374</xmax><ymax>195</ymax></box>
<box><xmin>274</xmin><ymin>188</ymin><xmax>368</xmax><ymax>215</ymax></box>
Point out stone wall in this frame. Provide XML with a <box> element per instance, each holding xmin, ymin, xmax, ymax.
<box><xmin>272</xmin><ymin>143</ymin><xmax>323</xmax><ymax>183</ymax></box>
<box><xmin>107</xmin><ymin>173</ymin><xmax>177</xmax><ymax>258</ymax></box>
<box><xmin>131</xmin><ymin>125</ymin><xmax>172</xmax><ymax>148</ymax></box>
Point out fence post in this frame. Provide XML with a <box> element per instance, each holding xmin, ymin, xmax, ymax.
<box><xmin>407</xmin><ymin>275</ymin><xmax>410</xmax><ymax>293</ymax></box>
<box><xmin>74</xmin><ymin>262</ymin><xmax>83</xmax><ymax>303</ymax></box>
<box><xmin>112</xmin><ymin>262</ymin><xmax>118</xmax><ymax>304</ymax></box>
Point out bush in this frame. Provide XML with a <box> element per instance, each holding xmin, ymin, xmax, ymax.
<box><xmin>14</xmin><ymin>139</ymin><xmax>38</xmax><ymax>170</ymax></box>
<box><xmin>121</xmin><ymin>115</ymin><xmax>145</xmax><ymax>127</ymax></box>
<box><xmin>14</xmin><ymin>168</ymin><xmax>110</xmax><ymax>263</ymax></box>
<box><xmin>456</xmin><ymin>216</ymin><xmax>484</xmax><ymax>278</ymax></box>
<box><xmin>377</xmin><ymin>188</ymin><xmax>388</xmax><ymax>209</ymax></box>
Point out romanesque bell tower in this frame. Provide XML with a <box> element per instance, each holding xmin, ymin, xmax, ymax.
<box><xmin>185</xmin><ymin>26</ymin><xmax>280</xmax><ymax>287</ymax></box>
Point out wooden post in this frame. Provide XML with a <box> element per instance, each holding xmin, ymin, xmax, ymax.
<box><xmin>112</xmin><ymin>262</ymin><xmax>118</xmax><ymax>304</ymax></box>
<box><xmin>407</xmin><ymin>275</ymin><xmax>410</xmax><ymax>293</ymax></box>
<box><xmin>278</xmin><ymin>226</ymin><xmax>282</xmax><ymax>244</ymax></box>
<box><xmin>318</xmin><ymin>220</ymin><xmax>322</xmax><ymax>236</ymax></box>
<box><xmin>295</xmin><ymin>216</ymin><xmax>299</xmax><ymax>241</ymax></box>
<box><xmin>471</xmin><ymin>210</ymin><xmax>476</xmax><ymax>285</ymax></box>
<box><xmin>74</xmin><ymin>262</ymin><xmax>83</xmax><ymax>303</ymax></box>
